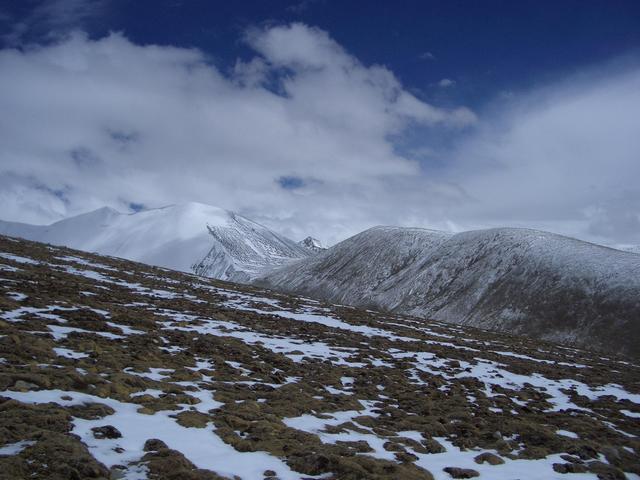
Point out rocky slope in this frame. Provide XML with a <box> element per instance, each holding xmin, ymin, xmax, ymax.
<box><xmin>0</xmin><ymin>202</ymin><xmax>310</xmax><ymax>283</ymax></box>
<box><xmin>257</xmin><ymin>227</ymin><xmax>640</xmax><ymax>358</ymax></box>
<box><xmin>0</xmin><ymin>234</ymin><xmax>639</xmax><ymax>479</ymax></box>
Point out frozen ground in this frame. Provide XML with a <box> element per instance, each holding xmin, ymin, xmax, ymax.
<box><xmin>0</xmin><ymin>234</ymin><xmax>638</xmax><ymax>480</ymax></box>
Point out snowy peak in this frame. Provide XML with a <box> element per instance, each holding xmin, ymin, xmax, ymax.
<box><xmin>193</xmin><ymin>208</ymin><xmax>310</xmax><ymax>282</ymax></box>
<box><xmin>298</xmin><ymin>236</ymin><xmax>325</xmax><ymax>252</ymax></box>
<box><xmin>0</xmin><ymin>203</ymin><xmax>310</xmax><ymax>282</ymax></box>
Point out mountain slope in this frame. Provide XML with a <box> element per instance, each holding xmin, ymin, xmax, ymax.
<box><xmin>261</xmin><ymin>226</ymin><xmax>452</xmax><ymax>309</ymax></box>
<box><xmin>0</xmin><ymin>202</ymin><xmax>309</xmax><ymax>282</ymax></box>
<box><xmin>257</xmin><ymin>227</ymin><xmax>640</xmax><ymax>357</ymax></box>
<box><xmin>618</xmin><ymin>245</ymin><xmax>640</xmax><ymax>254</ymax></box>
<box><xmin>0</xmin><ymin>235</ymin><xmax>639</xmax><ymax>479</ymax></box>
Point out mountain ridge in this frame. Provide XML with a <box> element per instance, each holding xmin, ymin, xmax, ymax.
<box><xmin>257</xmin><ymin>225</ymin><xmax>640</xmax><ymax>358</ymax></box>
<box><xmin>3</xmin><ymin>206</ymin><xmax>639</xmax><ymax>356</ymax></box>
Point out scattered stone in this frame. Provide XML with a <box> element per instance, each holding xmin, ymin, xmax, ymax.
<box><xmin>443</xmin><ymin>467</ymin><xmax>480</xmax><ymax>478</ymax></box>
<box><xmin>144</xmin><ymin>438</ymin><xmax>168</xmax><ymax>451</ymax></box>
<box><xmin>69</xmin><ymin>402</ymin><xmax>115</xmax><ymax>420</ymax></box>
<box><xmin>422</xmin><ymin>438</ymin><xmax>446</xmax><ymax>454</ymax></box>
<box><xmin>474</xmin><ymin>452</ymin><xmax>504</xmax><ymax>465</ymax></box>
<box><xmin>174</xmin><ymin>410</ymin><xmax>210</xmax><ymax>428</ymax></box>
<box><xmin>560</xmin><ymin>454</ymin><xmax>583</xmax><ymax>463</ymax></box>
<box><xmin>586</xmin><ymin>461</ymin><xmax>626</xmax><ymax>480</ymax></box>
<box><xmin>91</xmin><ymin>425</ymin><xmax>122</xmax><ymax>439</ymax></box>
<box><xmin>142</xmin><ymin>447</ymin><xmax>224</xmax><ymax>479</ymax></box>
<box><xmin>12</xmin><ymin>380</ymin><xmax>39</xmax><ymax>391</ymax></box>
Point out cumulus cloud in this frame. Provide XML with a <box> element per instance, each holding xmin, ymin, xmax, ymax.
<box><xmin>440</xmin><ymin>63</ymin><xmax>640</xmax><ymax>244</ymax></box>
<box><xmin>0</xmin><ymin>24</ymin><xmax>474</xmax><ymax>244</ymax></box>
<box><xmin>1</xmin><ymin>20</ymin><xmax>637</xmax><ymax>246</ymax></box>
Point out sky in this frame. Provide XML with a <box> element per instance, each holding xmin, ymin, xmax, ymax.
<box><xmin>0</xmin><ymin>0</ymin><xmax>639</xmax><ymax>246</ymax></box>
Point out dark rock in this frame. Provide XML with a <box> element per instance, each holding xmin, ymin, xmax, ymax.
<box><xmin>91</xmin><ymin>425</ymin><xmax>122</xmax><ymax>439</ymax></box>
<box><xmin>587</xmin><ymin>461</ymin><xmax>626</xmax><ymax>480</ymax></box>
<box><xmin>12</xmin><ymin>380</ymin><xmax>39</xmax><ymax>391</ymax></box>
<box><xmin>422</xmin><ymin>438</ymin><xmax>446</xmax><ymax>454</ymax></box>
<box><xmin>69</xmin><ymin>403</ymin><xmax>115</xmax><ymax>420</ymax></box>
<box><xmin>553</xmin><ymin>463</ymin><xmax>569</xmax><ymax>474</ymax></box>
<box><xmin>560</xmin><ymin>454</ymin><xmax>583</xmax><ymax>463</ymax></box>
<box><xmin>395</xmin><ymin>451</ymin><xmax>419</xmax><ymax>463</ymax></box>
<box><xmin>474</xmin><ymin>452</ymin><xmax>504</xmax><ymax>465</ymax></box>
<box><xmin>144</xmin><ymin>438</ymin><xmax>168</xmax><ymax>451</ymax></box>
<box><xmin>567</xmin><ymin>444</ymin><xmax>598</xmax><ymax>460</ymax></box>
<box><xmin>443</xmin><ymin>467</ymin><xmax>480</xmax><ymax>478</ymax></box>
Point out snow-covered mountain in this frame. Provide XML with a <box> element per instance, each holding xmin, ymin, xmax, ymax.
<box><xmin>0</xmin><ymin>202</ymin><xmax>310</xmax><ymax>282</ymax></box>
<box><xmin>257</xmin><ymin>226</ymin><xmax>640</xmax><ymax>357</ymax></box>
<box><xmin>298</xmin><ymin>236</ymin><xmax>326</xmax><ymax>253</ymax></box>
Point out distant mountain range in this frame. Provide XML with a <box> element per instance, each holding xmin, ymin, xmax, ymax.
<box><xmin>298</xmin><ymin>236</ymin><xmax>326</xmax><ymax>253</ymax></box>
<box><xmin>0</xmin><ymin>203</ymin><xmax>310</xmax><ymax>282</ymax></box>
<box><xmin>2</xmin><ymin>204</ymin><xmax>639</xmax><ymax>357</ymax></box>
<box><xmin>257</xmin><ymin>226</ymin><xmax>640</xmax><ymax>358</ymax></box>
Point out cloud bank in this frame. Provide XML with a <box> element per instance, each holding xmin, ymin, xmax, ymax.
<box><xmin>0</xmin><ymin>22</ymin><xmax>638</xmax><ymax>246</ymax></box>
<box><xmin>445</xmin><ymin>64</ymin><xmax>640</xmax><ymax>245</ymax></box>
<box><xmin>0</xmin><ymin>24</ymin><xmax>475</xmax><ymax>243</ymax></box>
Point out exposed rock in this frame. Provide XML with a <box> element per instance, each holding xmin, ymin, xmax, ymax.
<box><xmin>91</xmin><ymin>425</ymin><xmax>122</xmax><ymax>439</ymax></box>
<box><xmin>474</xmin><ymin>452</ymin><xmax>504</xmax><ymax>465</ymax></box>
<box><xmin>144</xmin><ymin>439</ymin><xmax>169</xmax><ymax>452</ymax></box>
<box><xmin>443</xmin><ymin>467</ymin><xmax>480</xmax><ymax>478</ymax></box>
<box><xmin>12</xmin><ymin>380</ymin><xmax>39</xmax><ymax>391</ymax></box>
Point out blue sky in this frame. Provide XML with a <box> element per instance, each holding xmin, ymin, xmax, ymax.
<box><xmin>0</xmin><ymin>0</ymin><xmax>639</xmax><ymax>245</ymax></box>
<box><xmin>4</xmin><ymin>0</ymin><xmax>639</xmax><ymax>109</ymax></box>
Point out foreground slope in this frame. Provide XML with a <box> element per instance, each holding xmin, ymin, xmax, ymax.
<box><xmin>0</xmin><ymin>235</ymin><xmax>639</xmax><ymax>480</ymax></box>
<box><xmin>0</xmin><ymin>202</ymin><xmax>309</xmax><ymax>282</ymax></box>
<box><xmin>258</xmin><ymin>227</ymin><xmax>640</xmax><ymax>358</ymax></box>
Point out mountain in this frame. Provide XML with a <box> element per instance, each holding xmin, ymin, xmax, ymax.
<box><xmin>618</xmin><ymin>245</ymin><xmax>640</xmax><ymax>255</ymax></box>
<box><xmin>0</xmin><ymin>202</ymin><xmax>310</xmax><ymax>282</ymax></box>
<box><xmin>257</xmin><ymin>226</ymin><xmax>640</xmax><ymax>358</ymax></box>
<box><xmin>298</xmin><ymin>236</ymin><xmax>326</xmax><ymax>252</ymax></box>
<box><xmin>1</xmin><ymin>234</ymin><xmax>639</xmax><ymax>479</ymax></box>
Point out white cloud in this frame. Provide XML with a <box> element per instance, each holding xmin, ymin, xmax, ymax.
<box><xmin>3</xmin><ymin>0</ymin><xmax>106</xmax><ymax>45</ymax></box>
<box><xmin>0</xmin><ymin>25</ymin><xmax>474</xmax><ymax>244</ymax></box>
<box><xmin>437</xmin><ymin>78</ymin><xmax>455</xmax><ymax>87</ymax></box>
<box><xmin>440</xmin><ymin>63</ymin><xmax>640</xmax><ymax>244</ymax></box>
<box><xmin>1</xmin><ymin>21</ymin><xmax>637</xmax><ymax>247</ymax></box>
